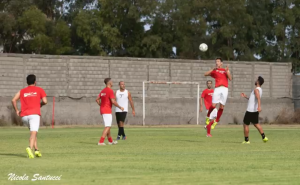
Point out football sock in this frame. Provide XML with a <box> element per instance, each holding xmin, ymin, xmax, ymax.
<box><xmin>207</xmin><ymin>120</ymin><xmax>214</xmax><ymax>134</ymax></box>
<box><xmin>245</xmin><ymin>137</ymin><xmax>249</xmax><ymax>142</ymax></box>
<box><xmin>216</xmin><ymin>108</ymin><xmax>224</xmax><ymax>122</ymax></box>
<box><xmin>99</xmin><ymin>137</ymin><xmax>105</xmax><ymax>143</ymax></box>
<box><xmin>118</xmin><ymin>126</ymin><xmax>121</xmax><ymax>136</ymax></box>
<box><xmin>261</xmin><ymin>133</ymin><xmax>265</xmax><ymax>139</ymax></box>
<box><xmin>108</xmin><ymin>137</ymin><xmax>113</xmax><ymax>143</ymax></box>
<box><xmin>207</xmin><ymin>106</ymin><xmax>215</xmax><ymax>117</ymax></box>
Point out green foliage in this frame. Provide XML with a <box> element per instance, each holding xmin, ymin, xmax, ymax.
<box><xmin>0</xmin><ymin>0</ymin><xmax>300</xmax><ymax>63</ymax></box>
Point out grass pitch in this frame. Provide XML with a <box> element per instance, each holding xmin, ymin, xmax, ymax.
<box><xmin>0</xmin><ymin>125</ymin><xmax>300</xmax><ymax>185</ymax></box>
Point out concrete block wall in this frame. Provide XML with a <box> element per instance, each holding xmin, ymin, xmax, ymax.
<box><xmin>0</xmin><ymin>54</ymin><xmax>294</xmax><ymax>125</ymax></box>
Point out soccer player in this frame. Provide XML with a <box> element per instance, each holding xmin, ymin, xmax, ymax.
<box><xmin>115</xmin><ymin>81</ymin><xmax>135</xmax><ymax>140</ymax></box>
<box><xmin>204</xmin><ymin>57</ymin><xmax>232</xmax><ymax>137</ymax></box>
<box><xmin>200</xmin><ymin>80</ymin><xmax>218</xmax><ymax>128</ymax></box>
<box><xmin>96</xmin><ymin>78</ymin><xmax>124</xmax><ymax>146</ymax></box>
<box><xmin>11</xmin><ymin>74</ymin><xmax>47</xmax><ymax>158</ymax></box>
<box><xmin>241</xmin><ymin>76</ymin><xmax>268</xmax><ymax>144</ymax></box>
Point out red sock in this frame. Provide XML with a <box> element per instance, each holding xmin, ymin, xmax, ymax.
<box><xmin>108</xmin><ymin>137</ymin><xmax>113</xmax><ymax>143</ymax></box>
<box><xmin>207</xmin><ymin>106</ymin><xmax>215</xmax><ymax>117</ymax></box>
<box><xmin>207</xmin><ymin>120</ymin><xmax>214</xmax><ymax>134</ymax></box>
<box><xmin>216</xmin><ymin>108</ymin><xmax>224</xmax><ymax>122</ymax></box>
<box><xmin>99</xmin><ymin>137</ymin><xmax>105</xmax><ymax>143</ymax></box>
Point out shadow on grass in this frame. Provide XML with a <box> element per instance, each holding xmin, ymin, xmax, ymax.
<box><xmin>0</xmin><ymin>153</ymin><xmax>25</xmax><ymax>158</ymax></box>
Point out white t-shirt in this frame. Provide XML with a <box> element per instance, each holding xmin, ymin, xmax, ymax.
<box><xmin>115</xmin><ymin>89</ymin><xmax>128</xmax><ymax>112</ymax></box>
<box><xmin>247</xmin><ymin>87</ymin><xmax>262</xmax><ymax>112</ymax></box>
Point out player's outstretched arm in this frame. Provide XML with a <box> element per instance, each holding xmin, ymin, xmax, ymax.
<box><xmin>204</xmin><ymin>69</ymin><xmax>214</xmax><ymax>76</ymax></box>
<box><xmin>11</xmin><ymin>91</ymin><xmax>20</xmax><ymax>116</ymax></box>
<box><xmin>95</xmin><ymin>96</ymin><xmax>101</xmax><ymax>106</ymax></box>
<box><xmin>254</xmin><ymin>89</ymin><xmax>261</xmax><ymax>112</ymax></box>
<box><xmin>241</xmin><ymin>93</ymin><xmax>249</xmax><ymax>100</ymax></box>
<box><xmin>111</xmin><ymin>98</ymin><xmax>124</xmax><ymax>111</ymax></box>
<box><xmin>128</xmin><ymin>91</ymin><xmax>135</xmax><ymax>116</ymax></box>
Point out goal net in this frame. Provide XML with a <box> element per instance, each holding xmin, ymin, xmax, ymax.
<box><xmin>142</xmin><ymin>81</ymin><xmax>200</xmax><ymax>126</ymax></box>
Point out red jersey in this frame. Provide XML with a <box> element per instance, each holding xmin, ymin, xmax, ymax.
<box><xmin>99</xmin><ymin>87</ymin><xmax>115</xmax><ymax>114</ymax></box>
<box><xmin>201</xmin><ymin>89</ymin><xmax>214</xmax><ymax>109</ymax></box>
<box><xmin>210</xmin><ymin>68</ymin><xmax>228</xmax><ymax>87</ymax></box>
<box><xmin>20</xmin><ymin>86</ymin><xmax>46</xmax><ymax>117</ymax></box>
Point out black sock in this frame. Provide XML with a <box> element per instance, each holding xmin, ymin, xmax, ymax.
<box><xmin>245</xmin><ymin>137</ymin><xmax>249</xmax><ymax>142</ymax></box>
<box><xmin>35</xmin><ymin>149</ymin><xmax>38</xmax><ymax>151</ymax></box>
<box><xmin>123</xmin><ymin>127</ymin><xmax>126</xmax><ymax>137</ymax></box>
<box><xmin>261</xmin><ymin>133</ymin><xmax>265</xmax><ymax>139</ymax></box>
<box><xmin>119</xmin><ymin>127</ymin><xmax>124</xmax><ymax>136</ymax></box>
<box><xmin>117</xmin><ymin>126</ymin><xmax>121</xmax><ymax>136</ymax></box>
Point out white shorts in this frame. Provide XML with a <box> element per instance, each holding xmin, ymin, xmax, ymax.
<box><xmin>212</xmin><ymin>86</ymin><xmax>229</xmax><ymax>105</ymax></box>
<box><xmin>206</xmin><ymin>108</ymin><xmax>218</xmax><ymax>120</ymax></box>
<box><xmin>22</xmin><ymin>115</ymin><xmax>40</xmax><ymax>132</ymax></box>
<box><xmin>102</xmin><ymin>114</ymin><xmax>112</xmax><ymax>127</ymax></box>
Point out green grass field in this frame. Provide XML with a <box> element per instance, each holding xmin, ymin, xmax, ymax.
<box><xmin>1</xmin><ymin>125</ymin><xmax>300</xmax><ymax>185</ymax></box>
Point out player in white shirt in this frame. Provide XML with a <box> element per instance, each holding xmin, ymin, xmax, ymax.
<box><xmin>241</xmin><ymin>76</ymin><xmax>268</xmax><ymax>144</ymax></box>
<box><xmin>115</xmin><ymin>81</ymin><xmax>135</xmax><ymax>140</ymax></box>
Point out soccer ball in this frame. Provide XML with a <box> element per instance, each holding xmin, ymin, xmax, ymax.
<box><xmin>199</xmin><ymin>43</ymin><xmax>208</xmax><ymax>52</ymax></box>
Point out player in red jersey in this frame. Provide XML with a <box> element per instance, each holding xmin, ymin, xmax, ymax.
<box><xmin>11</xmin><ymin>74</ymin><xmax>47</xmax><ymax>158</ymax></box>
<box><xmin>204</xmin><ymin>57</ymin><xmax>232</xmax><ymax>137</ymax></box>
<box><xmin>200</xmin><ymin>80</ymin><xmax>218</xmax><ymax>128</ymax></box>
<box><xmin>96</xmin><ymin>78</ymin><xmax>124</xmax><ymax>146</ymax></box>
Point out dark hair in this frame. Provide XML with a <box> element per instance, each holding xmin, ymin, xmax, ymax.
<box><xmin>119</xmin><ymin>81</ymin><xmax>124</xmax><ymax>85</ymax></box>
<box><xmin>215</xmin><ymin>57</ymin><xmax>223</xmax><ymax>62</ymax></box>
<box><xmin>206</xmin><ymin>80</ymin><xmax>212</xmax><ymax>84</ymax></box>
<box><xmin>27</xmin><ymin>74</ymin><xmax>36</xmax><ymax>85</ymax></box>
<box><xmin>104</xmin><ymin>78</ymin><xmax>111</xmax><ymax>85</ymax></box>
<box><xmin>258</xmin><ymin>76</ymin><xmax>264</xmax><ymax>86</ymax></box>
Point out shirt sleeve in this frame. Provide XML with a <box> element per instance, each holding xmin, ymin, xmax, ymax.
<box><xmin>40</xmin><ymin>88</ymin><xmax>47</xmax><ymax>98</ymax></box>
<box><xmin>109</xmin><ymin>90</ymin><xmax>115</xmax><ymax>99</ymax></box>
<box><xmin>201</xmin><ymin>90</ymin><xmax>206</xmax><ymax>98</ymax></box>
<box><xmin>210</xmin><ymin>70</ymin><xmax>216</xmax><ymax>78</ymax></box>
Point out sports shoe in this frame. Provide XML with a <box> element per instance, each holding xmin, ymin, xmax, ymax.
<box><xmin>206</xmin><ymin>134</ymin><xmax>212</xmax><ymax>137</ymax></box>
<box><xmin>242</xmin><ymin>141</ymin><xmax>250</xmax><ymax>144</ymax></box>
<box><xmin>205</xmin><ymin>117</ymin><xmax>210</xmax><ymax>125</ymax></box>
<box><xmin>26</xmin><ymin>147</ymin><xmax>34</xmax><ymax>159</ymax></box>
<box><xmin>35</xmin><ymin>150</ymin><xmax>42</xmax><ymax>157</ymax></box>
<box><xmin>116</xmin><ymin>136</ymin><xmax>121</xmax><ymax>140</ymax></box>
<box><xmin>98</xmin><ymin>142</ymin><xmax>106</xmax><ymax>146</ymax></box>
<box><xmin>263</xmin><ymin>137</ymin><xmax>268</xmax><ymax>143</ymax></box>
<box><xmin>211</xmin><ymin>120</ymin><xmax>218</xmax><ymax>129</ymax></box>
<box><xmin>122</xmin><ymin>136</ymin><xmax>127</xmax><ymax>140</ymax></box>
<box><xmin>108</xmin><ymin>141</ymin><xmax>118</xmax><ymax>145</ymax></box>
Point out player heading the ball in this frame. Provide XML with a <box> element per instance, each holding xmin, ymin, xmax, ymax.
<box><xmin>204</xmin><ymin>57</ymin><xmax>232</xmax><ymax>137</ymax></box>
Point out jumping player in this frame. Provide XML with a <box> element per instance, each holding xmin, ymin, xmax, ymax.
<box><xmin>241</xmin><ymin>76</ymin><xmax>268</xmax><ymax>144</ymax></box>
<box><xmin>115</xmin><ymin>81</ymin><xmax>135</xmax><ymax>140</ymax></box>
<box><xmin>200</xmin><ymin>80</ymin><xmax>218</xmax><ymax>128</ymax></box>
<box><xmin>204</xmin><ymin>57</ymin><xmax>232</xmax><ymax>137</ymax></box>
<box><xmin>96</xmin><ymin>78</ymin><xmax>124</xmax><ymax>146</ymax></box>
<box><xmin>11</xmin><ymin>74</ymin><xmax>47</xmax><ymax>158</ymax></box>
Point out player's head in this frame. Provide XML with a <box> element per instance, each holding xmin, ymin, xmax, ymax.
<box><xmin>27</xmin><ymin>74</ymin><xmax>36</xmax><ymax>86</ymax></box>
<box><xmin>206</xmin><ymin>80</ymin><xmax>212</xmax><ymax>89</ymax></box>
<box><xmin>215</xmin><ymin>57</ymin><xmax>223</xmax><ymax>68</ymax></box>
<box><xmin>104</xmin><ymin>78</ymin><xmax>112</xmax><ymax>87</ymax></box>
<box><xmin>255</xmin><ymin>76</ymin><xmax>264</xmax><ymax>86</ymax></box>
<box><xmin>119</xmin><ymin>81</ymin><xmax>125</xmax><ymax>90</ymax></box>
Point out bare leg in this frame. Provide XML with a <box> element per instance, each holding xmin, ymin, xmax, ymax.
<box><xmin>29</xmin><ymin>131</ymin><xmax>37</xmax><ymax>150</ymax></box>
<box><xmin>243</xmin><ymin>124</ymin><xmax>249</xmax><ymax>137</ymax></box>
<box><xmin>101</xmin><ymin>127</ymin><xmax>110</xmax><ymax>138</ymax></box>
<box><xmin>34</xmin><ymin>134</ymin><xmax>38</xmax><ymax>150</ymax></box>
<box><xmin>253</xmin><ymin>123</ymin><xmax>264</xmax><ymax>134</ymax></box>
<box><xmin>107</xmin><ymin>128</ymin><xmax>111</xmax><ymax>138</ymax></box>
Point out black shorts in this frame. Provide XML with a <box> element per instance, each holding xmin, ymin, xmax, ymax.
<box><xmin>243</xmin><ymin>111</ymin><xmax>259</xmax><ymax>125</ymax></box>
<box><xmin>116</xmin><ymin>112</ymin><xmax>127</xmax><ymax>123</ymax></box>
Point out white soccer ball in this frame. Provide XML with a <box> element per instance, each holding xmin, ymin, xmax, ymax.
<box><xmin>199</xmin><ymin>43</ymin><xmax>208</xmax><ymax>52</ymax></box>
